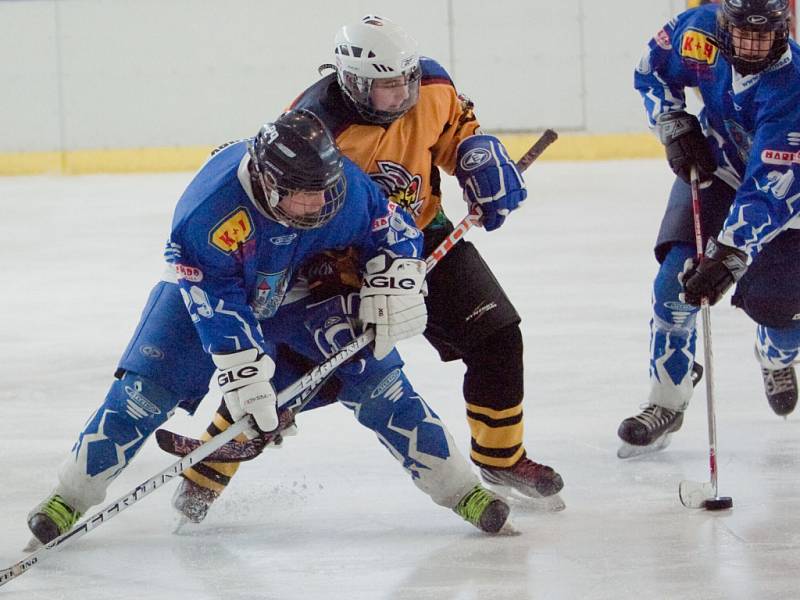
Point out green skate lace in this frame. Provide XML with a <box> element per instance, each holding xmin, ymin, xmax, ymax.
<box><xmin>40</xmin><ymin>495</ymin><xmax>81</xmax><ymax>533</ymax></box>
<box><xmin>453</xmin><ymin>485</ymin><xmax>495</xmax><ymax>525</ymax></box>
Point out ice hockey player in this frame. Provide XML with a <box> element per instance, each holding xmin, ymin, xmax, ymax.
<box><xmin>26</xmin><ymin>110</ymin><xmax>511</xmax><ymax>545</ymax></box>
<box><xmin>177</xmin><ymin>15</ymin><xmax>564</xmax><ymax>517</ymax></box>
<box><xmin>618</xmin><ymin>0</ymin><xmax>800</xmax><ymax>458</ymax></box>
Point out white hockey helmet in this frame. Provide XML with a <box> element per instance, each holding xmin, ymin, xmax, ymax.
<box><xmin>334</xmin><ymin>15</ymin><xmax>421</xmax><ymax>124</ymax></box>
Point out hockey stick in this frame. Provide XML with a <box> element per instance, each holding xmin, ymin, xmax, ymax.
<box><xmin>159</xmin><ymin>129</ymin><xmax>561</xmax><ymax>463</ymax></box>
<box><xmin>0</xmin><ymin>330</ymin><xmax>374</xmax><ymax>588</ymax></box>
<box><xmin>425</xmin><ymin>128</ymin><xmax>558</xmax><ymax>270</ymax></box>
<box><xmin>677</xmin><ymin>167</ymin><xmax>733</xmax><ymax>511</ymax></box>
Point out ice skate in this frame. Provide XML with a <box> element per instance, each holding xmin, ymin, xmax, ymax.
<box><xmin>617</xmin><ymin>362</ymin><xmax>702</xmax><ymax>458</ymax></box>
<box><xmin>480</xmin><ymin>457</ymin><xmax>565</xmax><ymax>511</ymax></box>
<box><xmin>761</xmin><ymin>365</ymin><xmax>798</xmax><ymax>417</ymax></box>
<box><xmin>171</xmin><ymin>477</ymin><xmax>219</xmax><ymax>526</ymax></box>
<box><xmin>453</xmin><ymin>484</ymin><xmax>512</xmax><ymax>534</ymax></box>
<box><xmin>27</xmin><ymin>493</ymin><xmax>81</xmax><ymax>545</ymax></box>
<box><xmin>617</xmin><ymin>405</ymin><xmax>684</xmax><ymax>459</ymax></box>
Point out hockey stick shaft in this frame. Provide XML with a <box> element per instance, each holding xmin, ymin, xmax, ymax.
<box><xmin>0</xmin><ymin>329</ymin><xmax>375</xmax><ymax>588</ymax></box>
<box><xmin>425</xmin><ymin>129</ymin><xmax>558</xmax><ymax>270</ymax></box>
<box><xmin>690</xmin><ymin>166</ymin><xmax>720</xmax><ymax>496</ymax></box>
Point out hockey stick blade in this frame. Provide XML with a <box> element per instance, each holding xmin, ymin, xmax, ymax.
<box><xmin>156</xmin><ymin>331</ymin><xmax>369</xmax><ymax>462</ymax></box>
<box><xmin>156</xmin><ymin>406</ymin><xmax>297</xmax><ymax>462</ymax></box>
<box><xmin>678</xmin><ymin>480</ymin><xmax>715</xmax><ymax>509</ymax></box>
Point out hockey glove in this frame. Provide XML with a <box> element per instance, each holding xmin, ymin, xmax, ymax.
<box><xmin>680</xmin><ymin>238</ymin><xmax>748</xmax><ymax>306</ymax></box>
<box><xmin>359</xmin><ymin>253</ymin><xmax>427</xmax><ymax>360</ymax></box>
<box><xmin>455</xmin><ymin>135</ymin><xmax>527</xmax><ymax>232</ymax></box>
<box><xmin>303</xmin><ymin>248</ymin><xmax>362</xmax><ymax>303</ymax></box>
<box><xmin>656</xmin><ymin>111</ymin><xmax>716</xmax><ymax>184</ymax></box>
<box><xmin>213</xmin><ymin>349</ymin><xmax>279</xmax><ymax>436</ymax></box>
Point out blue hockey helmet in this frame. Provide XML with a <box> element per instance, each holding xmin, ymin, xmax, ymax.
<box><xmin>716</xmin><ymin>0</ymin><xmax>792</xmax><ymax>75</ymax></box>
<box><xmin>248</xmin><ymin>109</ymin><xmax>346</xmax><ymax>229</ymax></box>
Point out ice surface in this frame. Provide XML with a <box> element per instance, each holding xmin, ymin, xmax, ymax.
<box><xmin>2</xmin><ymin>161</ymin><xmax>799</xmax><ymax>599</ymax></box>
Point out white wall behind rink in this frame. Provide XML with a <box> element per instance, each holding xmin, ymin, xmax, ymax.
<box><xmin>2</xmin><ymin>0</ymin><xmax>689</xmax><ymax>154</ymax></box>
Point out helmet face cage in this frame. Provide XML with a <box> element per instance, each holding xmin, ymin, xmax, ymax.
<box><xmin>717</xmin><ymin>0</ymin><xmax>791</xmax><ymax>75</ymax></box>
<box><xmin>247</xmin><ymin>140</ymin><xmax>347</xmax><ymax>229</ymax></box>
<box><xmin>338</xmin><ymin>63</ymin><xmax>421</xmax><ymax>124</ymax></box>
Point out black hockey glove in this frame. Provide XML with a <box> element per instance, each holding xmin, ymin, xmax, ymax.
<box><xmin>656</xmin><ymin>111</ymin><xmax>716</xmax><ymax>184</ymax></box>
<box><xmin>680</xmin><ymin>238</ymin><xmax>748</xmax><ymax>306</ymax></box>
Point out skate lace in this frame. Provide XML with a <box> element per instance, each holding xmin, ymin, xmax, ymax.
<box><xmin>633</xmin><ymin>405</ymin><xmax>675</xmax><ymax>431</ymax></box>
<box><xmin>40</xmin><ymin>495</ymin><xmax>81</xmax><ymax>533</ymax></box>
<box><xmin>453</xmin><ymin>485</ymin><xmax>495</xmax><ymax>525</ymax></box>
<box><xmin>764</xmin><ymin>367</ymin><xmax>795</xmax><ymax>394</ymax></box>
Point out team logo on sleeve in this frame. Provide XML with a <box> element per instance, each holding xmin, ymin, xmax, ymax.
<box><xmin>174</xmin><ymin>264</ymin><xmax>203</xmax><ymax>282</ymax></box>
<box><xmin>654</xmin><ymin>28</ymin><xmax>672</xmax><ymax>50</ymax></box>
<box><xmin>369</xmin><ymin>161</ymin><xmax>424</xmax><ymax>216</ymax></box>
<box><xmin>372</xmin><ymin>201</ymin><xmax>399</xmax><ymax>231</ymax></box>
<box><xmin>209</xmin><ymin>207</ymin><xmax>254</xmax><ymax>254</ymax></box>
<box><xmin>680</xmin><ymin>29</ymin><xmax>718</xmax><ymax>65</ymax></box>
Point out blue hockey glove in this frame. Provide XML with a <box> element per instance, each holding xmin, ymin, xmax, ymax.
<box><xmin>455</xmin><ymin>135</ymin><xmax>527</xmax><ymax>232</ymax></box>
<box><xmin>679</xmin><ymin>238</ymin><xmax>748</xmax><ymax>306</ymax></box>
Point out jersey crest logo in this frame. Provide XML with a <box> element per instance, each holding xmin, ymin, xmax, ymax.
<box><xmin>250</xmin><ymin>271</ymin><xmax>289</xmax><ymax>320</ymax></box>
<box><xmin>209</xmin><ymin>207</ymin><xmax>254</xmax><ymax>254</ymax></box>
<box><xmin>369</xmin><ymin>161</ymin><xmax>424</xmax><ymax>216</ymax></box>
<box><xmin>680</xmin><ymin>29</ymin><xmax>718</xmax><ymax>65</ymax></box>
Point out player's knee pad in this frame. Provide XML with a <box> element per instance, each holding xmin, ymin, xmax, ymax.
<box><xmin>462</xmin><ymin>323</ymin><xmax>523</xmax><ymax>407</ymax></box>
<box><xmin>756</xmin><ymin>325</ymin><xmax>800</xmax><ymax>369</ymax></box>
<box><xmin>69</xmin><ymin>372</ymin><xmax>177</xmax><ymax>479</ymax></box>
<box><xmin>340</xmin><ymin>367</ymin><xmax>477</xmax><ymax>507</ymax></box>
<box><xmin>339</xmin><ymin>368</ymin><xmax>451</xmax><ymax>469</ymax></box>
<box><xmin>649</xmin><ymin>246</ymin><xmax>700</xmax><ymax>410</ymax></box>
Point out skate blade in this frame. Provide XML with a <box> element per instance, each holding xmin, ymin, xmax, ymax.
<box><xmin>171</xmin><ymin>513</ymin><xmax>198</xmax><ymax>535</ymax></box>
<box><xmin>484</xmin><ymin>482</ymin><xmax>566</xmax><ymax>512</ymax></box>
<box><xmin>617</xmin><ymin>433</ymin><xmax>673</xmax><ymax>459</ymax></box>
<box><xmin>511</xmin><ymin>493</ymin><xmax>566</xmax><ymax>513</ymax></box>
<box><xmin>23</xmin><ymin>537</ymin><xmax>42</xmax><ymax>552</ymax></box>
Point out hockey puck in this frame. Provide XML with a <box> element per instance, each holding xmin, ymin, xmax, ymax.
<box><xmin>704</xmin><ymin>496</ymin><xmax>733</xmax><ymax>511</ymax></box>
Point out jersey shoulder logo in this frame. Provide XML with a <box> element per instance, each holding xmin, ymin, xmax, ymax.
<box><xmin>680</xmin><ymin>29</ymin><xmax>718</xmax><ymax>65</ymax></box>
<box><xmin>209</xmin><ymin>207</ymin><xmax>255</xmax><ymax>254</ymax></box>
<box><xmin>369</xmin><ymin>161</ymin><xmax>424</xmax><ymax>216</ymax></box>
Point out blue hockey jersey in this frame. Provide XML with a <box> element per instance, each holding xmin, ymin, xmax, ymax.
<box><xmin>635</xmin><ymin>5</ymin><xmax>800</xmax><ymax>261</ymax></box>
<box><xmin>164</xmin><ymin>141</ymin><xmax>422</xmax><ymax>358</ymax></box>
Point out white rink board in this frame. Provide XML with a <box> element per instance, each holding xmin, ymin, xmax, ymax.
<box><xmin>2</xmin><ymin>0</ymin><xmax>688</xmax><ymax>154</ymax></box>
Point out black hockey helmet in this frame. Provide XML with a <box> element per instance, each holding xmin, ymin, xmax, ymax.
<box><xmin>247</xmin><ymin>109</ymin><xmax>346</xmax><ymax>229</ymax></box>
<box><xmin>716</xmin><ymin>0</ymin><xmax>791</xmax><ymax>75</ymax></box>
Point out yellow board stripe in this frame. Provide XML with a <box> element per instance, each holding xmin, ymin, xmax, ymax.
<box><xmin>0</xmin><ymin>133</ymin><xmax>664</xmax><ymax>176</ymax></box>
<box><xmin>0</xmin><ymin>145</ymin><xmax>213</xmax><ymax>176</ymax></box>
<box><xmin>465</xmin><ymin>402</ymin><xmax>523</xmax><ymax>420</ymax></box>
